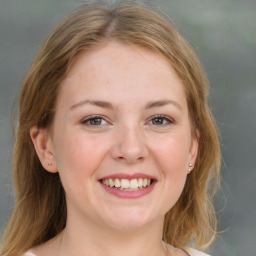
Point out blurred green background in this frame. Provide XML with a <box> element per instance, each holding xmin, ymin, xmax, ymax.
<box><xmin>0</xmin><ymin>0</ymin><xmax>255</xmax><ymax>255</ymax></box>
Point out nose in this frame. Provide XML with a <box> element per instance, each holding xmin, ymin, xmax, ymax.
<box><xmin>110</xmin><ymin>125</ymin><xmax>149</xmax><ymax>164</ymax></box>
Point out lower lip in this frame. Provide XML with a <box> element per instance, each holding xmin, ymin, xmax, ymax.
<box><xmin>99</xmin><ymin>181</ymin><xmax>156</xmax><ymax>199</ymax></box>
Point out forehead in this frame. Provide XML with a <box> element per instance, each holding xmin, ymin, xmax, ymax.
<box><xmin>58</xmin><ymin>41</ymin><xmax>187</xmax><ymax>109</ymax></box>
<box><xmin>67</xmin><ymin>42</ymin><xmax>174</xmax><ymax>76</ymax></box>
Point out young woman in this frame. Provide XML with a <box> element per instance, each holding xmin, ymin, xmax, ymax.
<box><xmin>0</xmin><ymin>2</ymin><xmax>221</xmax><ymax>256</ymax></box>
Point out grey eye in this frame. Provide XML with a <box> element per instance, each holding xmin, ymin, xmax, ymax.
<box><xmin>150</xmin><ymin>115</ymin><xmax>173</xmax><ymax>126</ymax></box>
<box><xmin>152</xmin><ymin>117</ymin><xmax>165</xmax><ymax>125</ymax></box>
<box><xmin>88</xmin><ymin>117</ymin><xmax>102</xmax><ymax>125</ymax></box>
<box><xmin>82</xmin><ymin>116</ymin><xmax>107</xmax><ymax>126</ymax></box>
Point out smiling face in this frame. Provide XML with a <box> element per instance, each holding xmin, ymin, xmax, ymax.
<box><xmin>31</xmin><ymin>41</ymin><xmax>198</xmax><ymax>232</ymax></box>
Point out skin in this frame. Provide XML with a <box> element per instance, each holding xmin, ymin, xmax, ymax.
<box><xmin>30</xmin><ymin>41</ymin><xmax>198</xmax><ymax>256</ymax></box>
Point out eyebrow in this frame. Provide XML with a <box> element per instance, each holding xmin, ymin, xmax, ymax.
<box><xmin>145</xmin><ymin>99</ymin><xmax>183</xmax><ymax>111</ymax></box>
<box><xmin>70</xmin><ymin>100</ymin><xmax>114</xmax><ymax>110</ymax></box>
<box><xmin>69</xmin><ymin>99</ymin><xmax>182</xmax><ymax>111</ymax></box>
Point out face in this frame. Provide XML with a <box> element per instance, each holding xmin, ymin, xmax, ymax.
<box><xmin>32</xmin><ymin>41</ymin><xmax>198</xmax><ymax>232</ymax></box>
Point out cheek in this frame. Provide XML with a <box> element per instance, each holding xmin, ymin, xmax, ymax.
<box><xmin>154</xmin><ymin>134</ymin><xmax>190</xmax><ymax>173</ymax></box>
<box><xmin>53</xmin><ymin>132</ymin><xmax>109</xmax><ymax>203</ymax></box>
<box><xmin>153</xmin><ymin>135</ymin><xmax>189</xmax><ymax>210</ymax></box>
<box><xmin>54</xmin><ymin>131</ymin><xmax>109</xmax><ymax>180</ymax></box>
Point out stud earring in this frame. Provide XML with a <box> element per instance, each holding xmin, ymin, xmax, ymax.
<box><xmin>188</xmin><ymin>163</ymin><xmax>193</xmax><ymax>173</ymax></box>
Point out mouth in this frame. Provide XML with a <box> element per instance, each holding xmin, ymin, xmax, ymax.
<box><xmin>98</xmin><ymin>174</ymin><xmax>157</xmax><ymax>198</ymax></box>
<box><xmin>99</xmin><ymin>178</ymin><xmax>154</xmax><ymax>191</ymax></box>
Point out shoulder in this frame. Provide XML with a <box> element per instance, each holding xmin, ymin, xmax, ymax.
<box><xmin>21</xmin><ymin>252</ymin><xmax>38</xmax><ymax>256</ymax></box>
<box><xmin>184</xmin><ymin>247</ymin><xmax>211</xmax><ymax>256</ymax></box>
<box><xmin>22</xmin><ymin>246</ymin><xmax>211</xmax><ymax>256</ymax></box>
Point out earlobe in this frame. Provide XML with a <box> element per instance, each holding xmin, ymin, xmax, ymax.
<box><xmin>30</xmin><ymin>126</ymin><xmax>57</xmax><ymax>173</ymax></box>
<box><xmin>188</xmin><ymin>131</ymin><xmax>199</xmax><ymax>173</ymax></box>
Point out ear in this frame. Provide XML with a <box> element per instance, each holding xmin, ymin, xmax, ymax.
<box><xmin>188</xmin><ymin>130</ymin><xmax>199</xmax><ymax>172</ymax></box>
<box><xmin>30</xmin><ymin>126</ymin><xmax>57</xmax><ymax>173</ymax></box>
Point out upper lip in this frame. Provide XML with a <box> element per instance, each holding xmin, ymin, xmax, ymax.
<box><xmin>98</xmin><ymin>173</ymin><xmax>157</xmax><ymax>181</ymax></box>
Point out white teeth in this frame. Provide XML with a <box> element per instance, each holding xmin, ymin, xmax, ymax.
<box><xmin>109</xmin><ymin>178</ymin><xmax>114</xmax><ymax>187</ymax></box>
<box><xmin>101</xmin><ymin>178</ymin><xmax>152</xmax><ymax>190</ymax></box>
<box><xmin>130</xmin><ymin>179</ymin><xmax>139</xmax><ymax>189</ymax></box>
<box><xmin>114</xmin><ymin>179</ymin><xmax>121</xmax><ymax>188</ymax></box>
<box><xmin>138</xmin><ymin>178</ymin><xmax>143</xmax><ymax>188</ymax></box>
<box><xmin>120</xmin><ymin>179</ymin><xmax>130</xmax><ymax>188</ymax></box>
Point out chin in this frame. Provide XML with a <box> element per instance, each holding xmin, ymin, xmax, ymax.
<box><xmin>101</xmin><ymin>207</ymin><xmax>161</xmax><ymax>232</ymax></box>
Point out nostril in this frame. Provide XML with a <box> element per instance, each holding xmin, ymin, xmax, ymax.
<box><xmin>110</xmin><ymin>133</ymin><xmax>149</xmax><ymax>163</ymax></box>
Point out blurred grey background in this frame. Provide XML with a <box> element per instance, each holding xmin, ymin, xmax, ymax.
<box><xmin>0</xmin><ymin>0</ymin><xmax>255</xmax><ymax>255</ymax></box>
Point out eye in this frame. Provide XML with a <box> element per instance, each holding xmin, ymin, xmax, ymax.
<box><xmin>148</xmin><ymin>115</ymin><xmax>173</xmax><ymax>126</ymax></box>
<box><xmin>81</xmin><ymin>115</ymin><xmax>108</xmax><ymax>126</ymax></box>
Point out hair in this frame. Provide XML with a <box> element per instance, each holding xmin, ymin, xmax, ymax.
<box><xmin>1</xmin><ymin>1</ymin><xmax>221</xmax><ymax>255</ymax></box>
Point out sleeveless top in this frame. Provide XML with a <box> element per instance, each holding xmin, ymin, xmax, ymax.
<box><xmin>22</xmin><ymin>247</ymin><xmax>210</xmax><ymax>256</ymax></box>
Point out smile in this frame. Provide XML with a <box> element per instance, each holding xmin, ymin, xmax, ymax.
<box><xmin>100</xmin><ymin>178</ymin><xmax>152</xmax><ymax>190</ymax></box>
<box><xmin>98</xmin><ymin>174</ymin><xmax>157</xmax><ymax>199</ymax></box>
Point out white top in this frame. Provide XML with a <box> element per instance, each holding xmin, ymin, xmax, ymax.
<box><xmin>185</xmin><ymin>247</ymin><xmax>211</xmax><ymax>256</ymax></box>
<box><xmin>23</xmin><ymin>248</ymin><xmax>210</xmax><ymax>256</ymax></box>
<box><xmin>22</xmin><ymin>253</ymin><xmax>37</xmax><ymax>256</ymax></box>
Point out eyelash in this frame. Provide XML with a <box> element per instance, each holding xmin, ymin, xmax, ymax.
<box><xmin>148</xmin><ymin>115</ymin><xmax>174</xmax><ymax>127</ymax></box>
<box><xmin>81</xmin><ymin>114</ymin><xmax>174</xmax><ymax>127</ymax></box>
<box><xmin>81</xmin><ymin>115</ymin><xmax>108</xmax><ymax>126</ymax></box>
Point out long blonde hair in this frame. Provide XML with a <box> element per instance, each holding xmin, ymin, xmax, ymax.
<box><xmin>1</xmin><ymin>2</ymin><xmax>221</xmax><ymax>255</ymax></box>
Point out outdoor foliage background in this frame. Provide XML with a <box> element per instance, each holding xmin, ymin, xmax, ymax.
<box><xmin>0</xmin><ymin>0</ymin><xmax>255</xmax><ymax>255</ymax></box>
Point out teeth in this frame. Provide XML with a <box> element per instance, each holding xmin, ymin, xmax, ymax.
<box><xmin>109</xmin><ymin>179</ymin><xmax>114</xmax><ymax>187</ymax></box>
<box><xmin>101</xmin><ymin>178</ymin><xmax>152</xmax><ymax>190</ymax></box>
<box><xmin>130</xmin><ymin>179</ymin><xmax>138</xmax><ymax>189</ymax></box>
<box><xmin>120</xmin><ymin>179</ymin><xmax>130</xmax><ymax>188</ymax></box>
<box><xmin>138</xmin><ymin>178</ymin><xmax>143</xmax><ymax>188</ymax></box>
<box><xmin>114</xmin><ymin>179</ymin><xmax>121</xmax><ymax>188</ymax></box>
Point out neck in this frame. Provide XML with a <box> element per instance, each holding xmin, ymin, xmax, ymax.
<box><xmin>59</xmin><ymin>215</ymin><xmax>167</xmax><ymax>256</ymax></box>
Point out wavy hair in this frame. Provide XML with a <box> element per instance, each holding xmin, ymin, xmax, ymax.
<box><xmin>1</xmin><ymin>1</ymin><xmax>221</xmax><ymax>255</ymax></box>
